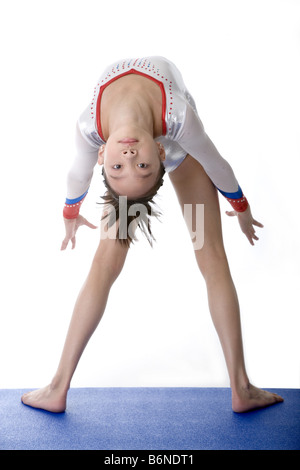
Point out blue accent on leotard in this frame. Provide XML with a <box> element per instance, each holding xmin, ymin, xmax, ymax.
<box><xmin>65</xmin><ymin>189</ymin><xmax>89</xmax><ymax>205</ymax></box>
<box><xmin>216</xmin><ymin>185</ymin><xmax>243</xmax><ymax>200</ymax></box>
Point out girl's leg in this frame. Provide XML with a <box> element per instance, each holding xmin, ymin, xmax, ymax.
<box><xmin>21</xmin><ymin>236</ymin><xmax>129</xmax><ymax>412</ymax></box>
<box><xmin>169</xmin><ymin>155</ymin><xmax>283</xmax><ymax>412</ymax></box>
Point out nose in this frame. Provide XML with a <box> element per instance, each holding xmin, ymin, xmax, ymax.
<box><xmin>121</xmin><ymin>148</ymin><xmax>137</xmax><ymax>157</ymax></box>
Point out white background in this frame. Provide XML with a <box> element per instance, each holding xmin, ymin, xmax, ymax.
<box><xmin>0</xmin><ymin>0</ymin><xmax>299</xmax><ymax>390</ymax></box>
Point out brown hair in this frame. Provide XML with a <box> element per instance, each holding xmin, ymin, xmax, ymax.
<box><xmin>100</xmin><ymin>164</ymin><xmax>166</xmax><ymax>247</ymax></box>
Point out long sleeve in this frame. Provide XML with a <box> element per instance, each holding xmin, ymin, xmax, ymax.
<box><xmin>63</xmin><ymin>123</ymin><xmax>99</xmax><ymax>219</ymax></box>
<box><xmin>176</xmin><ymin>103</ymin><xmax>248</xmax><ymax>212</ymax></box>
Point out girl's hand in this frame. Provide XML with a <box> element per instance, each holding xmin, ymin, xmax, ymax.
<box><xmin>226</xmin><ymin>205</ymin><xmax>264</xmax><ymax>245</ymax></box>
<box><xmin>61</xmin><ymin>215</ymin><xmax>98</xmax><ymax>250</ymax></box>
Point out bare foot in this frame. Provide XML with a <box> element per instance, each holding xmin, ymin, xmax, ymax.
<box><xmin>21</xmin><ymin>385</ymin><xmax>67</xmax><ymax>413</ymax></box>
<box><xmin>232</xmin><ymin>383</ymin><xmax>284</xmax><ymax>413</ymax></box>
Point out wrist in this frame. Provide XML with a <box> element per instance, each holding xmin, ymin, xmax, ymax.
<box><xmin>63</xmin><ymin>203</ymin><xmax>81</xmax><ymax>219</ymax></box>
<box><xmin>63</xmin><ymin>193</ymin><xmax>87</xmax><ymax>219</ymax></box>
<box><xmin>227</xmin><ymin>196</ymin><xmax>249</xmax><ymax>213</ymax></box>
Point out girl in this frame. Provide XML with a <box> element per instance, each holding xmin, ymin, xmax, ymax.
<box><xmin>21</xmin><ymin>57</ymin><xmax>283</xmax><ymax>413</ymax></box>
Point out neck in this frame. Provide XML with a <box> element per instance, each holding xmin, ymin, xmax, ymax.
<box><xmin>109</xmin><ymin>106</ymin><xmax>154</xmax><ymax>137</ymax></box>
<box><xmin>101</xmin><ymin>90</ymin><xmax>159</xmax><ymax>141</ymax></box>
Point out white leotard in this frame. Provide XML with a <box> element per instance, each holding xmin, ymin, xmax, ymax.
<box><xmin>64</xmin><ymin>57</ymin><xmax>247</xmax><ymax>218</ymax></box>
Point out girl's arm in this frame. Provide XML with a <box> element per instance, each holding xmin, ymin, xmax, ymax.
<box><xmin>61</xmin><ymin>123</ymin><xmax>99</xmax><ymax>249</ymax></box>
<box><xmin>177</xmin><ymin>104</ymin><xmax>249</xmax><ymax>213</ymax></box>
<box><xmin>177</xmin><ymin>105</ymin><xmax>263</xmax><ymax>244</ymax></box>
<box><xmin>63</xmin><ymin>123</ymin><xmax>99</xmax><ymax>219</ymax></box>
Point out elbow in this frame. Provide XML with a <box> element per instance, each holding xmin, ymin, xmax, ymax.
<box><xmin>67</xmin><ymin>170</ymin><xmax>90</xmax><ymax>188</ymax></box>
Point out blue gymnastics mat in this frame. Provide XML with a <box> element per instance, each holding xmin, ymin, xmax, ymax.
<box><xmin>0</xmin><ymin>387</ymin><xmax>299</xmax><ymax>450</ymax></box>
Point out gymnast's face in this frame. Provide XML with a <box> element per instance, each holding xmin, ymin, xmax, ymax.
<box><xmin>98</xmin><ymin>132</ymin><xmax>165</xmax><ymax>199</ymax></box>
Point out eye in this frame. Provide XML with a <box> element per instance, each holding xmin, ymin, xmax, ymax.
<box><xmin>113</xmin><ymin>164</ymin><xmax>122</xmax><ymax>169</ymax></box>
<box><xmin>138</xmin><ymin>163</ymin><xmax>148</xmax><ymax>169</ymax></box>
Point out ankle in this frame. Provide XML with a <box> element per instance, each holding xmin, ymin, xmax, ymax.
<box><xmin>50</xmin><ymin>375</ymin><xmax>70</xmax><ymax>393</ymax></box>
<box><xmin>230</xmin><ymin>375</ymin><xmax>250</xmax><ymax>395</ymax></box>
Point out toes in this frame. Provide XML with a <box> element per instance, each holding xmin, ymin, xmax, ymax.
<box><xmin>21</xmin><ymin>393</ymin><xmax>28</xmax><ymax>402</ymax></box>
<box><xmin>21</xmin><ymin>391</ymin><xmax>34</xmax><ymax>405</ymax></box>
<box><xmin>273</xmin><ymin>393</ymin><xmax>284</xmax><ymax>403</ymax></box>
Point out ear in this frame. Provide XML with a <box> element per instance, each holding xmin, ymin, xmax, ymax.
<box><xmin>157</xmin><ymin>142</ymin><xmax>166</xmax><ymax>161</ymax></box>
<box><xmin>98</xmin><ymin>145</ymin><xmax>105</xmax><ymax>165</ymax></box>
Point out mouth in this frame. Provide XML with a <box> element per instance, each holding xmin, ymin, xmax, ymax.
<box><xmin>118</xmin><ymin>138</ymin><xmax>139</xmax><ymax>144</ymax></box>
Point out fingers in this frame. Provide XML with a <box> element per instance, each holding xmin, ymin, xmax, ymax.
<box><xmin>61</xmin><ymin>217</ymin><xmax>98</xmax><ymax>250</ymax></box>
<box><xmin>248</xmin><ymin>233</ymin><xmax>258</xmax><ymax>245</ymax></box>
<box><xmin>253</xmin><ymin>219</ymin><xmax>264</xmax><ymax>228</ymax></box>
<box><xmin>76</xmin><ymin>216</ymin><xmax>98</xmax><ymax>230</ymax></box>
<box><xmin>246</xmin><ymin>227</ymin><xmax>260</xmax><ymax>246</ymax></box>
<box><xmin>61</xmin><ymin>236</ymin><xmax>76</xmax><ymax>250</ymax></box>
<box><xmin>84</xmin><ymin>220</ymin><xmax>98</xmax><ymax>229</ymax></box>
<box><xmin>61</xmin><ymin>238</ymin><xmax>69</xmax><ymax>251</ymax></box>
<box><xmin>246</xmin><ymin>236</ymin><xmax>254</xmax><ymax>246</ymax></box>
<box><xmin>225</xmin><ymin>210</ymin><xmax>237</xmax><ymax>217</ymax></box>
<box><xmin>61</xmin><ymin>237</ymin><xmax>76</xmax><ymax>250</ymax></box>
<box><xmin>226</xmin><ymin>208</ymin><xmax>264</xmax><ymax>245</ymax></box>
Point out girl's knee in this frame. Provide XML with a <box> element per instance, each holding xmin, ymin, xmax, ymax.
<box><xmin>195</xmin><ymin>244</ymin><xmax>229</xmax><ymax>278</ymax></box>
